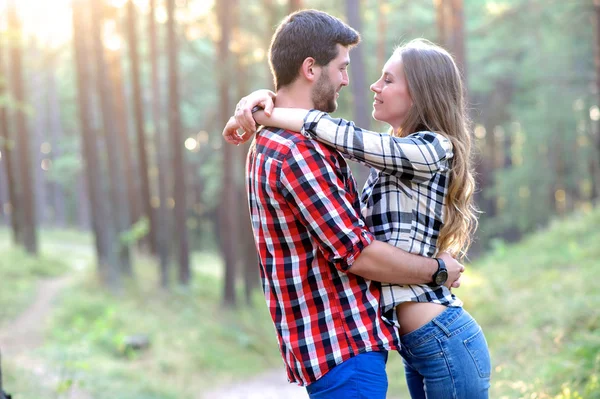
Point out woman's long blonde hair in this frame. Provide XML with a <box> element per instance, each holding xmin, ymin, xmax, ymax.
<box><xmin>394</xmin><ymin>39</ymin><xmax>478</xmax><ymax>259</ymax></box>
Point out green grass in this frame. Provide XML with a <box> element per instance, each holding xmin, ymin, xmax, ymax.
<box><xmin>386</xmin><ymin>207</ymin><xmax>600</xmax><ymax>398</ymax></box>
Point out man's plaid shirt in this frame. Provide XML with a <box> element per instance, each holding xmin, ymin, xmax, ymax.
<box><xmin>246</xmin><ymin>126</ymin><xmax>400</xmax><ymax>386</ymax></box>
<box><xmin>302</xmin><ymin>110</ymin><xmax>463</xmax><ymax>325</ymax></box>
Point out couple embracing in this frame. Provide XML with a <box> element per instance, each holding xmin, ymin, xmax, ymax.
<box><xmin>222</xmin><ymin>9</ymin><xmax>491</xmax><ymax>399</ymax></box>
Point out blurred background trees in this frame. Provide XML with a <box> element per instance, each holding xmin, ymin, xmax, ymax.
<box><xmin>0</xmin><ymin>0</ymin><xmax>597</xmax><ymax>299</ymax></box>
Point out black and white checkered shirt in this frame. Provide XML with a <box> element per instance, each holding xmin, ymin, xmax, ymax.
<box><xmin>302</xmin><ymin>110</ymin><xmax>463</xmax><ymax>324</ymax></box>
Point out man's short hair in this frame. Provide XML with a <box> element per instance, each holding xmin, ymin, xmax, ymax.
<box><xmin>269</xmin><ymin>10</ymin><xmax>360</xmax><ymax>90</ymax></box>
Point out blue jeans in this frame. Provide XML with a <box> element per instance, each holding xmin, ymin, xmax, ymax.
<box><xmin>399</xmin><ymin>306</ymin><xmax>491</xmax><ymax>399</ymax></box>
<box><xmin>306</xmin><ymin>351</ymin><xmax>388</xmax><ymax>399</ymax></box>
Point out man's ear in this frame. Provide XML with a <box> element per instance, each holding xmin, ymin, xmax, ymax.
<box><xmin>300</xmin><ymin>57</ymin><xmax>320</xmax><ymax>82</ymax></box>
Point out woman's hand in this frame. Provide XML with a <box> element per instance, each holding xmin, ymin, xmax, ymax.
<box><xmin>222</xmin><ymin>116</ymin><xmax>253</xmax><ymax>146</ymax></box>
<box><xmin>235</xmin><ymin>89</ymin><xmax>276</xmax><ymax>135</ymax></box>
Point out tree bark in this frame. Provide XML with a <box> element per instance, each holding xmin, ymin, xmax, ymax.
<box><xmin>233</xmin><ymin>0</ymin><xmax>259</xmax><ymax>303</ymax></box>
<box><xmin>149</xmin><ymin>0</ymin><xmax>170</xmax><ymax>288</ymax></box>
<box><xmin>30</xmin><ymin>42</ymin><xmax>48</xmax><ymax>227</ymax></box>
<box><xmin>166</xmin><ymin>0</ymin><xmax>190</xmax><ymax>285</ymax></box>
<box><xmin>345</xmin><ymin>0</ymin><xmax>370</xmax><ymax>186</ymax></box>
<box><xmin>0</xmin><ymin>30</ymin><xmax>20</xmax><ymax>243</ymax></box>
<box><xmin>72</xmin><ymin>0</ymin><xmax>116</xmax><ymax>280</ymax></box>
<box><xmin>126</xmin><ymin>0</ymin><xmax>157</xmax><ymax>254</ymax></box>
<box><xmin>345</xmin><ymin>0</ymin><xmax>370</xmax><ymax>131</ymax></box>
<box><xmin>90</xmin><ymin>0</ymin><xmax>132</xmax><ymax>282</ymax></box>
<box><xmin>217</xmin><ymin>0</ymin><xmax>237</xmax><ymax>306</ymax></box>
<box><xmin>45</xmin><ymin>52</ymin><xmax>67</xmax><ymax>227</ymax></box>
<box><xmin>376</xmin><ymin>0</ymin><xmax>387</xmax><ymax>68</ymax></box>
<box><xmin>288</xmin><ymin>0</ymin><xmax>303</xmax><ymax>13</ymax></box>
<box><xmin>434</xmin><ymin>0</ymin><xmax>467</xmax><ymax>80</ymax></box>
<box><xmin>105</xmin><ymin>44</ymin><xmax>138</xmax><ymax>243</ymax></box>
<box><xmin>451</xmin><ymin>0</ymin><xmax>467</xmax><ymax>83</ymax></box>
<box><xmin>593</xmin><ymin>0</ymin><xmax>600</xmax><ymax>199</ymax></box>
<box><xmin>262</xmin><ymin>0</ymin><xmax>278</xmax><ymax>89</ymax></box>
<box><xmin>7</xmin><ymin>1</ymin><xmax>37</xmax><ymax>254</ymax></box>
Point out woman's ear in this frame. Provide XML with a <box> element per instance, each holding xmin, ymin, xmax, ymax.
<box><xmin>300</xmin><ymin>57</ymin><xmax>319</xmax><ymax>82</ymax></box>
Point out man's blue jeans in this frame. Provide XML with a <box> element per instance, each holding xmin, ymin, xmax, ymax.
<box><xmin>305</xmin><ymin>351</ymin><xmax>388</xmax><ymax>399</ymax></box>
<box><xmin>399</xmin><ymin>306</ymin><xmax>491</xmax><ymax>399</ymax></box>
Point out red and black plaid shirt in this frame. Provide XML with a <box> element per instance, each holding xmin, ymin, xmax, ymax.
<box><xmin>246</xmin><ymin>127</ymin><xmax>400</xmax><ymax>386</ymax></box>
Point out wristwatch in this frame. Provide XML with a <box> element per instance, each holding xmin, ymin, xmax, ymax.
<box><xmin>429</xmin><ymin>257</ymin><xmax>448</xmax><ymax>287</ymax></box>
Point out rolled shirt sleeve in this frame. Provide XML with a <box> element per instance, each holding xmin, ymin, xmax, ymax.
<box><xmin>301</xmin><ymin>109</ymin><xmax>453</xmax><ymax>183</ymax></box>
<box><xmin>278</xmin><ymin>140</ymin><xmax>374</xmax><ymax>272</ymax></box>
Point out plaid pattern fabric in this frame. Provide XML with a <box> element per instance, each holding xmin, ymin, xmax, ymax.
<box><xmin>246</xmin><ymin>126</ymin><xmax>400</xmax><ymax>386</ymax></box>
<box><xmin>302</xmin><ymin>110</ymin><xmax>463</xmax><ymax>323</ymax></box>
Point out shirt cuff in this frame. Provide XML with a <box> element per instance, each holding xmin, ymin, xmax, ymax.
<box><xmin>301</xmin><ymin>109</ymin><xmax>327</xmax><ymax>139</ymax></box>
<box><xmin>340</xmin><ymin>229</ymin><xmax>375</xmax><ymax>272</ymax></box>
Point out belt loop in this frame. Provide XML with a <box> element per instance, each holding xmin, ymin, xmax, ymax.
<box><xmin>432</xmin><ymin>318</ymin><xmax>452</xmax><ymax>336</ymax></box>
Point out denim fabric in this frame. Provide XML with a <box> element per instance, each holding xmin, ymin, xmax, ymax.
<box><xmin>305</xmin><ymin>351</ymin><xmax>388</xmax><ymax>399</ymax></box>
<box><xmin>399</xmin><ymin>307</ymin><xmax>491</xmax><ymax>399</ymax></box>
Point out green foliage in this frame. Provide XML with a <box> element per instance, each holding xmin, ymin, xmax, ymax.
<box><xmin>46</xmin><ymin>151</ymin><xmax>82</xmax><ymax>189</ymax></box>
<box><xmin>119</xmin><ymin>217</ymin><xmax>150</xmax><ymax>246</ymax></box>
<box><xmin>467</xmin><ymin>0</ymin><xmax>597</xmax><ymax>245</ymax></box>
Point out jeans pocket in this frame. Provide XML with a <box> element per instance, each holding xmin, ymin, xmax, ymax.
<box><xmin>405</xmin><ymin>336</ymin><xmax>444</xmax><ymax>360</ymax></box>
<box><xmin>463</xmin><ymin>327</ymin><xmax>491</xmax><ymax>378</ymax></box>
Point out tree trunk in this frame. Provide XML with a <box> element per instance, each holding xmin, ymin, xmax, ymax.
<box><xmin>345</xmin><ymin>0</ymin><xmax>370</xmax><ymax>131</ymax></box>
<box><xmin>288</xmin><ymin>0</ymin><xmax>303</xmax><ymax>13</ymax></box>
<box><xmin>90</xmin><ymin>0</ymin><xmax>132</xmax><ymax>283</ymax></box>
<box><xmin>233</xmin><ymin>0</ymin><xmax>259</xmax><ymax>303</ymax></box>
<box><xmin>45</xmin><ymin>53</ymin><xmax>67</xmax><ymax>227</ymax></box>
<box><xmin>126</xmin><ymin>0</ymin><xmax>157</xmax><ymax>254</ymax></box>
<box><xmin>72</xmin><ymin>0</ymin><xmax>116</xmax><ymax>281</ymax></box>
<box><xmin>376</xmin><ymin>0</ymin><xmax>387</xmax><ymax>68</ymax></box>
<box><xmin>592</xmin><ymin>0</ymin><xmax>600</xmax><ymax>199</ymax></box>
<box><xmin>217</xmin><ymin>0</ymin><xmax>237</xmax><ymax>306</ymax></box>
<box><xmin>149</xmin><ymin>0</ymin><xmax>170</xmax><ymax>288</ymax></box>
<box><xmin>76</xmin><ymin>173</ymin><xmax>91</xmax><ymax>231</ymax></box>
<box><xmin>450</xmin><ymin>0</ymin><xmax>467</xmax><ymax>83</ymax></box>
<box><xmin>345</xmin><ymin>0</ymin><xmax>370</xmax><ymax>186</ymax></box>
<box><xmin>105</xmin><ymin>43</ymin><xmax>138</xmax><ymax>243</ymax></box>
<box><xmin>7</xmin><ymin>1</ymin><xmax>37</xmax><ymax>254</ymax></box>
<box><xmin>30</xmin><ymin>42</ymin><xmax>48</xmax><ymax>227</ymax></box>
<box><xmin>435</xmin><ymin>0</ymin><xmax>448</xmax><ymax>47</ymax></box>
<box><xmin>166</xmin><ymin>0</ymin><xmax>190</xmax><ymax>285</ymax></box>
<box><xmin>434</xmin><ymin>0</ymin><xmax>467</xmax><ymax>80</ymax></box>
<box><xmin>0</xmin><ymin>31</ymin><xmax>20</xmax><ymax>243</ymax></box>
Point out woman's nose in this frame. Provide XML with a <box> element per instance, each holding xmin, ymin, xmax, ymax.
<box><xmin>370</xmin><ymin>82</ymin><xmax>380</xmax><ymax>93</ymax></box>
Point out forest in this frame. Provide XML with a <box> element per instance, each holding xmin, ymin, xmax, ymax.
<box><xmin>0</xmin><ymin>0</ymin><xmax>598</xmax><ymax>398</ymax></box>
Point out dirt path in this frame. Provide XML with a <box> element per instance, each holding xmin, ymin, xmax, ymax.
<box><xmin>0</xmin><ymin>240</ymin><xmax>94</xmax><ymax>399</ymax></box>
<box><xmin>202</xmin><ymin>368</ymin><xmax>309</xmax><ymax>399</ymax></box>
<box><xmin>0</xmin><ymin>275</ymin><xmax>92</xmax><ymax>399</ymax></box>
<box><xmin>0</xmin><ymin>277</ymin><xmax>71</xmax><ymax>356</ymax></box>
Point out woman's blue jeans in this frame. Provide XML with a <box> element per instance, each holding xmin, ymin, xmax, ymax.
<box><xmin>305</xmin><ymin>351</ymin><xmax>388</xmax><ymax>399</ymax></box>
<box><xmin>399</xmin><ymin>306</ymin><xmax>491</xmax><ymax>399</ymax></box>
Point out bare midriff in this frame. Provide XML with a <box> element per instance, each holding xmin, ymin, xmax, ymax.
<box><xmin>396</xmin><ymin>301</ymin><xmax>448</xmax><ymax>336</ymax></box>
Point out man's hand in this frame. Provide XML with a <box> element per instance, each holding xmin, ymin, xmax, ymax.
<box><xmin>438</xmin><ymin>252</ymin><xmax>465</xmax><ymax>289</ymax></box>
<box><xmin>234</xmin><ymin>89</ymin><xmax>276</xmax><ymax>135</ymax></box>
<box><xmin>222</xmin><ymin>116</ymin><xmax>253</xmax><ymax>145</ymax></box>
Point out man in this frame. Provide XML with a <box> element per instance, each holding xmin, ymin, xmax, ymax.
<box><xmin>222</xmin><ymin>10</ymin><xmax>463</xmax><ymax>399</ymax></box>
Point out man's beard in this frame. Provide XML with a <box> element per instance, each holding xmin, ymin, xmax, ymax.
<box><xmin>311</xmin><ymin>72</ymin><xmax>338</xmax><ymax>113</ymax></box>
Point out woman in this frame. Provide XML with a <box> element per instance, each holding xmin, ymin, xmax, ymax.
<box><xmin>224</xmin><ymin>39</ymin><xmax>491</xmax><ymax>398</ymax></box>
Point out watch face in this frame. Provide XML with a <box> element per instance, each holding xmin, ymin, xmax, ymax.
<box><xmin>435</xmin><ymin>270</ymin><xmax>449</xmax><ymax>286</ymax></box>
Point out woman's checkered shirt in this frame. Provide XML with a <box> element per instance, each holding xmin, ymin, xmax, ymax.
<box><xmin>302</xmin><ymin>110</ymin><xmax>463</xmax><ymax>324</ymax></box>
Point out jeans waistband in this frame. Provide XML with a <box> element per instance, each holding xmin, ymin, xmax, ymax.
<box><xmin>400</xmin><ymin>306</ymin><xmax>468</xmax><ymax>348</ymax></box>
